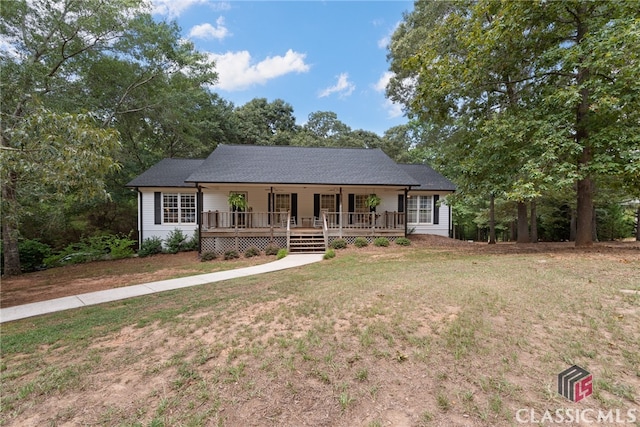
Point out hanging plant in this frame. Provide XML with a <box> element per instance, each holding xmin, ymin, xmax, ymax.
<box><xmin>228</xmin><ymin>193</ymin><xmax>247</xmax><ymax>210</ymax></box>
<box><xmin>365</xmin><ymin>194</ymin><xmax>381</xmax><ymax>208</ymax></box>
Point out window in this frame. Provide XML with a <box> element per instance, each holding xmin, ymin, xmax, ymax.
<box><xmin>354</xmin><ymin>194</ymin><xmax>368</xmax><ymax>213</ymax></box>
<box><xmin>274</xmin><ymin>194</ymin><xmax>291</xmax><ymax>212</ymax></box>
<box><xmin>407</xmin><ymin>195</ymin><xmax>433</xmax><ymax>224</ymax></box>
<box><xmin>320</xmin><ymin>194</ymin><xmax>336</xmax><ymax>212</ymax></box>
<box><xmin>163</xmin><ymin>193</ymin><xmax>196</xmax><ymax>224</ymax></box>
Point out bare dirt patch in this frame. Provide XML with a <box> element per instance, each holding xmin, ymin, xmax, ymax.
<box><xmin>0</xmin><ymin>251</ymin><xmax>274</xmax><ymax>308</ymax></box>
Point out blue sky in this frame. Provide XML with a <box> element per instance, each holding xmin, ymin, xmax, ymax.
<box><xmin>151</xmin><ymin>0</ymin><xmax>413</xmax><ymax>136</ymax></box>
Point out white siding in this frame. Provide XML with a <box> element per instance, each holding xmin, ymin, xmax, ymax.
<box><xmin>407</xmin><ymin>192</ymin><xmax>452</xmax><ymax>237</ymax></box>
<box><xmin>139</xmin><ymin>189</ymin><xmax>198</xmax><ymax>244</ymax></box>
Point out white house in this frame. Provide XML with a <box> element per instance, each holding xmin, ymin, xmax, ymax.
<box><xmin>127</xmin><ymin>145</ymin><xmax>456</xmax><ymax>254</ymax></box>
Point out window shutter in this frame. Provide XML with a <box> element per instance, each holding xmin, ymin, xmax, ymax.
<box><xmin>433</xmin><ymin>195</ymin><xmax>440</xmax><ymax>224</ymax></box>
<box><xmin>291</xmin><ymin>193</ymin><xmax>298</xmax><ymax>222</ymax></box>
<box><xmin>313</xmin><ymin>194</ymin><xmax>320</xmax><ymax>218</ymax></box>
<box><xmin>268</xmin><ymin>193</ymin><xmax>272</xmax><ymax>225</ymax></box>
<box><xmin>197</xmin><ymin>192</ymin><xmax>203</xmax><ymax>225</ymax></box>
<box><xmin>348</xmin><ymin>194</ymin><xmax>355</xmax><ymax>224</ymax></box>
<box><xmin>335</xmin><ymin>194</ymin><xmax>341</xmax><ymax>224</ymax></box>
<box><xmin>397</xmin><ymin>194</ymin><xmax>405</xmax><ymax>212</ymax></box>
<box><xmin>154</xmin><ymin>192</ymin><xmax>162</xmax><ymax>224</ymax></box>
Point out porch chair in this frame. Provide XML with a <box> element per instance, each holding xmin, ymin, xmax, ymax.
<box><xmin>314</xmin><ymin>209</ymin><xmax>328</xmax><ymax>228</ymax></box>
<box><xmin>280</xmin><ymin>210</ymin><xmax>296</xmax><ymax>228</ymax></box>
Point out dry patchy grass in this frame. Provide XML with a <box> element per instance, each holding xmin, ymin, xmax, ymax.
<box><xmin>1</xmin><ymin>240</ymin><xmax>639</xmax><ymax>426</ymax></box>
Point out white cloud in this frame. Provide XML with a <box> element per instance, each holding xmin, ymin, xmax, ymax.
<box><xmin>373</xmin><ymin>71</ymin><xmax>394</xmax><ymax>93</ymax></box>
<box><xmin>374</xmin><ymin>71</ymin><xmax>403</xmax><ymax>118</ymax></box>
<box><xmin>208</xmin><ymin>49</ymin><xmax>310</xmax><ymax>91</ymax></box>
<box><xmin>318</xmin><ymin>73</ymin><xmax>355</xmax><ymax>99</ymax></box>
<box><xmin>152</xmin><ymin>0</ymin><xmax>230</xmax><ymax>19</ymax></box>
<box><xmin>188</xmin><ymin>17</ymin><xmax>229</xmax><ymax>40</ymax></box>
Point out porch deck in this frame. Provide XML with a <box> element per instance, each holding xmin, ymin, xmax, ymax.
<box><xmin>200</xmin><ymin>211</ymin><xmax>406</xmax><ymax>238</ymax></box>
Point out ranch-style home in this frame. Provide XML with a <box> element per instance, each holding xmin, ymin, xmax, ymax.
<box><xmin>127</xmin><ymin>144</ymin><xmax>456</xmax><ymax>254</ymax></box>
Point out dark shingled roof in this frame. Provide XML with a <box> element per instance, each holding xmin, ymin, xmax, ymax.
<box><xmin>185</xmin><ymin>145</ymin><xmax>420</xmax><ymax>186</ymax></box>
<box><xmin>398</xmin><ymin>164</ymin><xmax>457</xmax><ymax>192</ymax></box>
<box><xmin>126</xmin><ymin>158</ymin><xmax>205</xmax><ymax>188</ymax></box>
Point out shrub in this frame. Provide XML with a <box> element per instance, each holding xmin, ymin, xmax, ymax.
<box><xmin>165</xmin><ymin>228</ymin><xmax>189</xmax><ymax>254</ymax></box>
<box><xmin>45</xmin><ymin>233</ymin><xmax>135</xmax><ymax>266</ymax></box>
<box><xmin>373</xmin><ymin>237</ymin><xmax>390</xmax><ymax>247</ymax></box>
<box><xmin>395</xmin><ymin>237</ymin><xmax>411</xmax><ymax>246</ymax></box>
<box><xmin>323</xmin><ymin>249</ymin><xmax>336</xmax><ymax>260</ymax></box>
<box><xmin>201</xmin><ymin>252</ymin><xmax>217</xmax><ymax>261</ymax></box>
<box><xmin>264</xmin><ymin>245</ymin><xmax>280</xmax><ymax>256</ymax></box>
<box><xmin>183</xmin><ymin>230</ymin><xmax>199</xmax><ymax>251</ymax></box>
<box><xmin>244</xmin><ymin>247</ymin><xmax>260</xmax><ymax>258</ymax></box>
<box><xmin>276</xmin><ymin>248</ymin><xmax>287</xmax><ymax>260</ymax></box>
<box><xmin>139</xmin><ymin>236</ymin><xmax>163</xmax><ymax>257</ymax></box>
<box><xmin>224</xmin><ymin>250</ymin><xmax>239</xmax><ymax>260</ymax></box>
<box><xmin>330</xmin><ymin>239</ymin><xmax>347</xmax><ymax>249</ymax></box>
<box><xmin>19</xmin><ymin>239</ymin><xmax>52</xmax><ymax>272</ymax></box>
<box><xmin>353</xmin><ymin>237</ymin><xmax>369</xmax><ymax>248</ymax></box>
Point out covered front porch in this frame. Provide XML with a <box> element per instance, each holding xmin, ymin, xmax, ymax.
<box><xmin>199</xmin><ymin>210</ymin><xmax>405</xmax><ymax>254</ymax></box>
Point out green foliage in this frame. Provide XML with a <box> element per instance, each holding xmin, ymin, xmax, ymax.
<box><xmin>224</xmin><ymin>250</ymin><xmax>239</xmax><ymax>260</ymax></box>
<box><xmin>353</xmin><ymin>237</ymin><xmax>369</xmax><ymax>248</ymax></box>
<box><xmin>227</xmin><ymin>193</ymin><xmax>248</xmax><ymax>210</ymax></box>
<box><xmin>276</xmin><ymin>249</ymin><xmax>288</xmax><ymax>260</ymax></box>
<box><xmin>165</xmin><ymin>229</ymin><xmax>195</xmax><ymax>254</ymax></box>
<box><xmin>324</xmin><ymin>249</ymin><xmax>336</xmax><ymax>260</ymax></box>
<box><xmin>18</xmin><ymin>239</ymin><xmax>52</xmax><ymax>273</ymax></box>
<box><xmin>138</xmin><ymin>236</ymin><xmax>163</xmax><ymax>258</ymax></box>
<box><xmin>244</xmin><ymin>247</ymin><xmax>261</xmax><ymax>258</ymax></box>
<box><xmin>45</xmin><ymin>234</ymin><xmax>135</xmax><ymax>266</ymax></box>
<box><xmin>395</xmin><ymin>237</ymin><xmax>411</xmax><ymax>246</ymax></box>
<box><xmin>365</xmin><ymin>194</ymin><xmax>381</xmax><ymax>209</ymax></box>
<box><xmin>200</xmin><ymin>252</ymin><xmax>217</xmax><ymax>262</ymax></box>
<box><xmin>264</xmin><ymin>245</ymin><xmax>280</xmax><ymax>256</ymax></box>
<box><xmin>330</xmin><ymin>239</ymin><xmax>347</xmax><ymax>249</ymax></box>
<box><xmin>373</xmin><ymin>237</ymin><xmax>390</xmax><ymax>247</ymax></box>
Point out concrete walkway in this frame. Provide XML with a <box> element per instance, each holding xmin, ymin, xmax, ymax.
<box><xmin>0</xmin><ymin>254</ymin><xmax>324</xmax><ymax>324</ymax></box>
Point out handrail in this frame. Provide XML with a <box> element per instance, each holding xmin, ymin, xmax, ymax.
<box><xmin>322</xmin><ymin>211</ymin><xmax>329</xmax><ymax>249</ymax></box>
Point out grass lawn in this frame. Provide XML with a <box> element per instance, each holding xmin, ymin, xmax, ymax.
<box><xmin>1</xmin><ymin>243</ymin><xmax>639</xmax><ymax>426</ymax></box>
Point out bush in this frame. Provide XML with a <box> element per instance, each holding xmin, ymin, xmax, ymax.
<box><xmin>201</xmin><ymin>252</ymin><xmax>217</xmax><ymax>261</ymax></box>
<box><xmin>265</xmin><ymin>244</ymin><xmax>280</xmax><ymax>256</ymax></box>
<box><xmin>276</xmin><ymin>248</ymin><xmax>287</xmax><ymax>260</ymax></box>
<box><xmin>330</xmin><ymin>239</ymin><xmax>347</xmax><ymax>249</ymax></box>
<box><xmin>353</xmin><ymin>237</ymin><xmax>369</xmax><ymax>248</ymax></box>
<box><xmin>323</xmin><ymin>248</ymin><xmax>336</xmax><ymax>260</ymax></box>
<box><xmin>19</xmin><ymin>239</ymin><xmax>52</xmax><ymax>272</ymax></box>
<box><xmin>244</xmin><ymin>247</ymin><xmax>260</xmax><ymax>258</ymax></box>
<box><xmin>224</xmin><ymin>250</ymin><xmax>239</xmax><ymax>260</ymax></box>
<box><xmin>138</xmin><ymin>236</ymin><xmax>163</xmax><ymax>257</ymax></box>
<box><xmin>373</xmin><ymin>237</ymin><xmax>390</xmax><ymax>247</ymax></box>
<box><xmin>395</xmin><ymin>237</ymin><xmax>411</xmax><ymax>246</ymax></box>
<box><xmin>183</xmin><ymin>230</ymin><xmax>199</xmax><ymax>251</ymax></box>
<box><xmin>165</xmin><ymin>228</ymin><xmax>189</xmax><ymax>254</ymax></box>
<box><xmin>45</xmin><ymin>233</ymin><xmax>136</xmax><ymax>266</ymax></box>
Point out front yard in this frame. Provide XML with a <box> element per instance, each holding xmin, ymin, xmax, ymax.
<box><xmin>1</xmin><ymin>239</ymin><xmax>638</xmax><ymax>426</ymax></box>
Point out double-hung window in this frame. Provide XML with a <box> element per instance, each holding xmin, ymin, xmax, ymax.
<box><xmin>163</xmin><ymin>193</ymin><xmax>196</xmax><ymax>224</ymax></box>
<box><xmin>407</xmin><ymin>195</ymin><xmax>433</xmax><ymax>224</ymax></box>
<box><xmin>319</xmin><ymin>194</ymin><xmax>336</xmax><ymax>212</ymax></box>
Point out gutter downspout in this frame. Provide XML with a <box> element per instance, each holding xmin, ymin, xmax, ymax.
<box><xmin>136</xmin><ymin>188</ymin><xmax>143</xmax><ymax>246</ymax></box>
<box><xmin>197</xmin><ymin>184</ymin><xmax>202</xmax><ymax>254</ymax></box>
<box><xmin>404</xmin><ymin>187</ymin><xmax>409</xmax><ymax>237</ymax></box>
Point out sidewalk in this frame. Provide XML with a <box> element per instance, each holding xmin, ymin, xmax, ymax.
<box><xmin>0</xmin><ymin>254</ymin><xmax>324</xmax><ymax>323</ymax></box>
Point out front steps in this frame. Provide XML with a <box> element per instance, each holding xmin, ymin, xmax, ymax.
<box><xmin>289</xmin><ymin>230</ymin><xmax>326</xmax><ymax>253</ymax></box>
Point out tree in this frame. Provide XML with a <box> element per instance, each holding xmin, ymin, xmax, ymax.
<box><xmin>387</xmin><ymin>0</ymin><xmax>640</xmax><ymax>247</ymax></box>
<box><xmin>234</xmin><ymin>98</ymin><xmax>298</xmax><ymax>146</ymax></box>
<box><xmin>0</xmin><ymin>0</ymin><xmax>216</xmax><ymax>274</ymax></box>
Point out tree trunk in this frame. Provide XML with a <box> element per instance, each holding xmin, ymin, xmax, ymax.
<box><xmin>636</xmin><ymin>207</ymin><xmax>640</xmax><ymax>241</ymax></box>
<box><xmin>574</xmin><ymin>5</ymin><xmax>594</xmax><ymax>248</ymax></box>
<box><xmin>517</xmin><ymin>201</ymin><xmax>529</xmax><ymax>243</ymax></box>
<box><xmin>569</xmin><ymin>208</ymin><xmax>577</xmax><ymax>242</ymax></box>
<box><xmin>1</xmin><ymin>171</ymin><xmax>22</xmax><ymax>276</ymax></box>
<box><xmin>488</xmin><ymin>193</ymin><xmax>496</xmax><ymax>244</ymax></box>
<box><xmin>530</xmin><ymin>200</ymin><xmax>538</xmax><ymax>243</ymax></box>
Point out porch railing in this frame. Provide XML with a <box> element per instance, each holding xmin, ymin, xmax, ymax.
<box><xmin>201</xmin><ymin>211</ymin><xmax>405</xmax><ymax>231</ymax></box>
